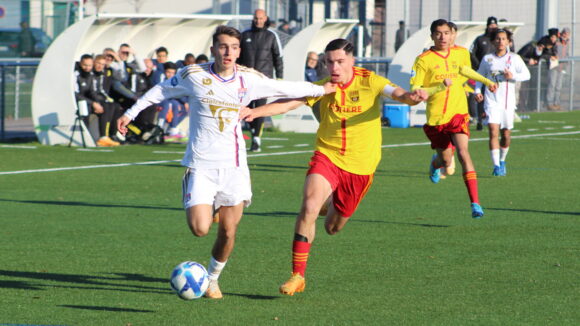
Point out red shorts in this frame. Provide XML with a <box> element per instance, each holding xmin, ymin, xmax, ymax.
<box><xmin>307</xmin><ymin>151</ymin><xmax>373</xmax><ymax>218</ymax></box>
<box><xmin>423</xmin><ymin>114</ymin><xmax>470</xmax><ymax>149</ymax></box>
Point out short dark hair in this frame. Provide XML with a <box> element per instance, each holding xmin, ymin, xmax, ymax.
<box><xmin>448</xmin><ymin>21</ymin><xmax>458</xmax><ymax>32</ymax></box>
<box><xmin>430</xmin><ymin>19</ymin><xmax>449</xmax><ymax>34</ymax></box>
<box><xmin>185</xmin><ymin>53</ymin><xmax>194</xmax><ymax>59</ymax></box>
<box><xmin>324</xmin><ymin>38</ymin><xmax>354</xmax><ymax>55</ymax></box>
<box><xmin>119</xmin><ymin>43</ymin><xmax>130</xmax><ymax>48</ymax></box>
<box><xmin>212</xmin><ymin>25</ymin><xmax>241</xmax><ymax>45</ymax></box>
<box><xmin>163</xmin><ymin>62</ymin><xmax>177</xmax><ymax>70</ymax></box>
<box><xmin>156</xmin><ymin>46</ymin><xmax>168</xmax><ymax>54</ymax></box>
<box><xmin>491</xmin><ymin>29</ymin><xmax>513</xmax><ymax>43</ymax></box>
<box><xmin>80</xmin><ymin>54</ymin><xmax>93</xmax><ymax>61</ymax></box>
<box><xmin>196</xmin><ymin>54</ymin><xmax>209</xmax><ymax>62</ymax></box>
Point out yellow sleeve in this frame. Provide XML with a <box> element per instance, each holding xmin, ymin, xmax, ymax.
<box><xmin>459</xmin><ymin>66</ymin><xmax>495</xmax><ymax>87</ymax></box>
<box><xmin>305</xmin><ymin>78</ymin><xmax>328</xmax><ymax>107</ymax></box>
<box><xmin>411</xmin><ymin>83</ymin><xmax>447</xmax><ymax>95</ymax></box>
<box><xmin>410</xmin><ymin>56</ymin><xmax>427</xmax><ymax>89</ymax></box>
<box><xmin>371</xmin><ymin>73</ymin><xmax>398</xmax><ymax>96</ymax></box>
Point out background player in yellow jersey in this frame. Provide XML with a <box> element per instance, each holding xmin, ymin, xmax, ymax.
<box><xmin>241</xmin><ymin>38</ymin><xmax>428</xmax><ymax>296</ymax></box>
<box><xmin>410</xmin><ymin>19</ymin><xmax>497</xmax><ymax>218</ymax></box>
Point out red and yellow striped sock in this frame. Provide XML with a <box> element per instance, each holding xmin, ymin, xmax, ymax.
<box><xmin>463</xmin><ymin>171</ymin><xmax>479</xmax><ymax>204</ymax></box>
<box><xmin>292</xmin><ymin>240</ymin><xmax>311</xmax><ymax>277</ymax></box>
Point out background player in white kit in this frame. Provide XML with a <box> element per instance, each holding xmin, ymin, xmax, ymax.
<box><xmin>474</xmin><ymin>29</ymin><xmax>530</xmax><ymax>176</ymax></box>
<box><xmin>117</xmin><ymin>25</ymin><xmax>335</xmax><ymax>299</ymax></box>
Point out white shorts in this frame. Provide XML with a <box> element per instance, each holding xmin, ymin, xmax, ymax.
<box><xmin>484</xmin><ymin>106</ymin><xmax>515</xmax><ymax>130</ymax></box>
<box><xmin>182</xmin><ymin>166</ymin><xmax>252</xmax><ymax>209</ymax></box>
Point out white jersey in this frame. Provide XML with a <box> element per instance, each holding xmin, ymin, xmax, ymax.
<box><xmin>475</xmin><ymin>52</ymin><xmax>530</xmax><ymax>111</ymax></box>
<box><xmin>124</xmin><ymin>63</ymin><xmax>325</xmax><ymax>169</ymax></box>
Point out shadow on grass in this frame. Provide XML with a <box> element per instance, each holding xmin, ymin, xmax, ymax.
<box><xmin>59</xmin><ymin>305</ymin><xmax>154</xmax><ymax>313</ymax></box>
<box><xmin>245</xmin><ymin>212</ymin><xmax>450</xmax><ymax>228</ymax></box>
<box><xmin>487</xmin><ymin>207</ymin><xmax>580</xmax><ymax>216</ymax></box>
<box><xmin>223</xmin><ymin>292</ymin><xmax>280</xmax><ymax>300</ymax></box>
<box><xmin>0</xmin><ymin>270</ymin><xmax>171</xmax><ymax>295</ymax></box>
<box><xmin>0</xmin><ymin>198</ymin><xmax>181</xmax><ymax>211</ymax></box>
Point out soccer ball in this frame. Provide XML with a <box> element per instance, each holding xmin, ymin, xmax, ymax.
<box><xmin>170</xmin><ymin>261</ymin><xmax>209</xmax><ymax>300</ymax></box>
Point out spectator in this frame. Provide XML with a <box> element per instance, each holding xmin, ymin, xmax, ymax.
<box><xmin>517</xmin><ymin>40</ymin><xmax>545</xmax><ymax>66</ymax></box>
<box><xmin>18</xmin><ymin>21</ymin><xmax>35</xmax><ymax>57</ymax></box>
<box><xmin>471</xmin><ymin>16</ymin><xmax>499</xmax><ymax>69</ymax></box>
<box><xmin>546</xmin><ymin>27</ymin><xmax>570</xmax><ymax>111</ymax></box>
<box><xmin>157</xmin><ymin>62</ymin><xmax>189</xmax><ymax>142</ymax></box>
<box><xmin>238</xmin><ymin>8</ymin><xmax>284</xmax><ymax>152</ymax></box>
<box><xmin>304</xmin><ymin>51</ymin><xmax>319</xmax><ymax>82</ymax></box>
<box><xmin>92</xmin><ymin>54</ymin><xmax>123</xmax><ymax>146</ymax></box>
<box><xmin>316</xmin><ymin>52</ymin><xmax>329</xmax><ymax>79</ymax></box>
<box><xmin>151</xmin><ymin>46</ymin><xmax>169</xmax><ymax>85</ymax></box>
<box><xmin>195</xmin><ymin>54</ymin><xmax>209</xmax><ymax>64</ymax></box>
<box><xmin>471</xmin><ymin>16</ymin><xmax>499</xmax><ymax>130</ymax></box>
<box><xmin>109</xmin><ymin>43</ymin><xmax>147</xmax><ymax>87</ymax></box>
<box><xmin>74</xmin><ymin>54</ymin><xmax>119</xmax><ymax>147</ymax></box>
<box><xmin>176</xmin><ymin>53</ymin><xmax>196</xmax><ymax>68</ymax></box>
<box><xmin>395</xmin><ymin>20</ymin><xmax>410</xmax><ymax>52</ymax></box>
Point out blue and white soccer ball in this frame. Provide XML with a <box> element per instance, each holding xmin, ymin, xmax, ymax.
<box><xmin>170</xmin><ymin>261</ymin><xmax>209</xmax><ymax>300</ymax></box>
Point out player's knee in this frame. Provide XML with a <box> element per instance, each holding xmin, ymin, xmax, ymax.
<box><xmin>301</xmin><ymin>199</ymin><xmax>324</xmax><ymax>217</ymax></box>
<box><xmin>189</xmin><ymin>224</ymin><xmax>210</xmax><ymax>237</ymax></box>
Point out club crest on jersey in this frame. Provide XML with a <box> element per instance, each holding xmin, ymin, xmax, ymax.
<box><xmin>170</xmin><ymin>76</ymin><xmax>179</xmax><ymax>86</ymax></box>
<box><xmin>203</xmin><ymin>78</ymin><xmax>212</xmax><ymax>85</ymax></box>
<box><xmin>487</xmin><ymin>58</ymin><xmax>493</xmax><ymax>62</ymax></box>
<box><xmin>349</xmin><ymin>90</ymin><xmax>360</xmax><ymax>102</ymax></box>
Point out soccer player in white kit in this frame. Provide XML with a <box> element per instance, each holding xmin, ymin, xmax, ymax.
<box><xmin>117</xmin><ymin>25</ymin><xmax>335</xmax><ymax>299</ymax></box>
<box><xmin>474</xmin><ymin>29</ymin><xmax>530</xmax><ymax>176</ymax></box>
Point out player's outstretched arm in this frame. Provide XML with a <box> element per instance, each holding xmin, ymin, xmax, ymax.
<box><xmin>242</xmin><ymin>98</ymin><xmax>306</xmax><ymax>122</ymax></box>
<box><xmin>391</xmin><ymin>87</ymin><xmax>429</xmax><ymax>106</ymax></box>
<box><xmin>460</xmin><ymin>66</ymin><xmax>498</xmax><ymax>92</ymax></box>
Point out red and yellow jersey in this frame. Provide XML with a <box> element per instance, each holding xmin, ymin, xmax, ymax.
<box><xmin>306</xmin><ymin>67</ymin><xmax>397</xmax><ymax>175</ymax></box>
<box><xmin>410</xmin><ymin>46</ymin><xmax>471</xmax><ymax>126</ymax></box>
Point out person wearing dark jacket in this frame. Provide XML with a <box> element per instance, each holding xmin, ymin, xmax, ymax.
<box><xmin>238</xmin><ymin>8</ymin><xmax>284</xmax><ymax>152</ymax></box>
<box><xmin>471</xmin><ymin>16</ymin><xmax>498</xmax><ymax>130</ymax></box>
<box><xmin>471</xmin><ymin>16</ymin><xmax>499</xmax><ymax>70</ymax></box>
<box><xmin>75</xmin><ymin>54</ymin><xmax>120</xmax><ymax>146</ymax></box>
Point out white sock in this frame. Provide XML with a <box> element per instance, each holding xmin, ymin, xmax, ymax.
<box><xmin>253</xmin><ymin>136</ymin><xmax>261</xmax><ymax>146</ymax></box>
<box><xmin>490</xmin><ymin>149</ymin><xmax>500</xmax><ymax>167</ymax></box>
<box><xmin>500</xmin><ymin>147</ymin><xmax>509</xmax><ymax>162</ymax></box>
<box><xmin>168</xmin><ymin>127</ymin><xmax>179</xmax><ymax>136</ymax></box>
<box><xmin>207</xmin><ymin>256</ymin><xmax>227</xmax><ymax>281</ymax></box>
<box><xmin>157</xmin><ymin>118</ymin><xmax>165</xmax><ymax>128</ymax></box>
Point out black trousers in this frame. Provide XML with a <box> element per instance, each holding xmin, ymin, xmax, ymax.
<box><xmin>248</xmin><ymin>98</ymin><xmax>267</xmax><ymax>138</ymax></box>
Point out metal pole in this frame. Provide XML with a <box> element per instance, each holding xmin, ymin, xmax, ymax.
<box><xmin>15</xmin><ymin>65</ymin><xmax>20</xmax><ymax>120</ymax></box>
<box><xmin>568</xmin><ymin>61</ymin><xmax>574</xmax><ymax>111</ymax></box>
<box><xmin>0</xmin><ymin>66</ymin><xmax>5</xmax><ymax>140</ymax></box>
<box><xmin>569</xmin><ymin>0</ymin><xmax>575</xmax><ymax>111</ymax></box>
<box><xmin>79</xmin><ymin>0</ymin><xmax>84</xmax><ymax>20</ymax></box>
<box><xmin>403</xmin><ymin>0</ymin><xmax>409</xmax><ymax>42</ymax></box>
<box><xmin>536</xmin><ymin>61</ymin><xmax>542</xmax><ymax>112</ymax></box>
<box><xmin>357</xmin><ymin>24</ymin><xmax>364</xmax><ymax>57</ymax></box>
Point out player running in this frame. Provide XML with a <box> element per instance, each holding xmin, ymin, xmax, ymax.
<box><xmin>117</xmin><ymin>25</ymin><xmax>335</xmax><ymax>299</ymax></box>
<box><xmin>474</xmin><ymin>29</ymin><xmax>530</xmax><ymax>176</ymax></box>
<box><xmin>410</xmin><ymin>19</ymin><xmax>497</xmax><ymax>218</ymax></box>
<box><xmin>240</xmin><ymin>38</ymin><xmax>429</xmax><ymax>296</ymax></box>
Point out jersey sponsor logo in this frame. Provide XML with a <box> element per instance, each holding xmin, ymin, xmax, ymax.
<box><xmin>349</xmin><ymin>90</ymin><xmax>360</xmax><ymax>102</ymax></box>
<box><xmin>434</xmin><ymin>72</ymin><xmax>459</xmax><ymax>80</ymax></box>
<box><xmin>202</xmin><ymin>78</ymin><xmax>212</xmax><ymax>85</ymax></box>
<box><xmin>170</xmin><ymin>76</ymin><xmax>179</xmax><ymax>86</ymax></box>
<box><xmin>245</xmin><ymin>38</ymin><xmax>252</xmax><ymax>42</ymax></box>
<box><xmin>209</xmin><ymin>104</ymin><xmax>239</xmax><ymax>132</ymax></box>
<box><xmin>433</xmin><ymin>64</ymin><xmax>440</xmax><ymax>69</ymax></box>
<box><xmin>330</xmin><ymin>103</ymin><xmax>363</xmax><ymax>113</ymax></box>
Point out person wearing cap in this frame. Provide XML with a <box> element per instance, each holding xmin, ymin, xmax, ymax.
<box><xmin>546</xmin><ymin>27</ymin><xmax>571</xmax><ymax>111</ymax></box>
<box><xmin>470</xmin><ymin>17</ymin><xmax>499</xmax><ymax>130</ymax></box>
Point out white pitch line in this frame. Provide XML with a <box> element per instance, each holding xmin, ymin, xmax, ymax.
<box><xmin>77</xmin><ymin>148</ymin><xmax>114</xmax><ymax>152</ymax></box>
<box><xmin>262</xmin><ymin>137</ymin><xmax>289</xmax><ymax>141</ymax></box>
<box><xmin>0</xmin><ymin>144</ymin><xmax>37</xmax><ymax>149</ymax></box>
<box><xmin>2</xmin><ymin>130</ymin><xmax>579</xmax><ymax>176</ymax></box>
<box><xmin>563</xmin><ymin>126</ymin><xmax>575</xmax><ymax>129</ymax></box>
<box><xmin>0</xmin><ymin>160</ymin><xmax>180</xmax><ymax>176</ymax></box>
<box><xmin>153</xmin><ymin>151</ymin><xmax>186</xmax><ymax>154</ymax></box>
<box><xmin>294</xmin><ymin>144</ymin><xmax>310</xmax><ymax>147</ymax></box>
<box><xmin>266</xmin><ymin>145</ymin><xmax>284</xmax><ymax>149</ymax></box>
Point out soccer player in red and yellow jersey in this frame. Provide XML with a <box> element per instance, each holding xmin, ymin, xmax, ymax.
<box><xmin>410</xmin><ymin>19</ymin><xmax>497</xmax><ymax>218</ymax></box>
<box><xmin>240</xmin><ymin>39</ymin><xmax>428</xmax><ymax>296</ymax></box>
